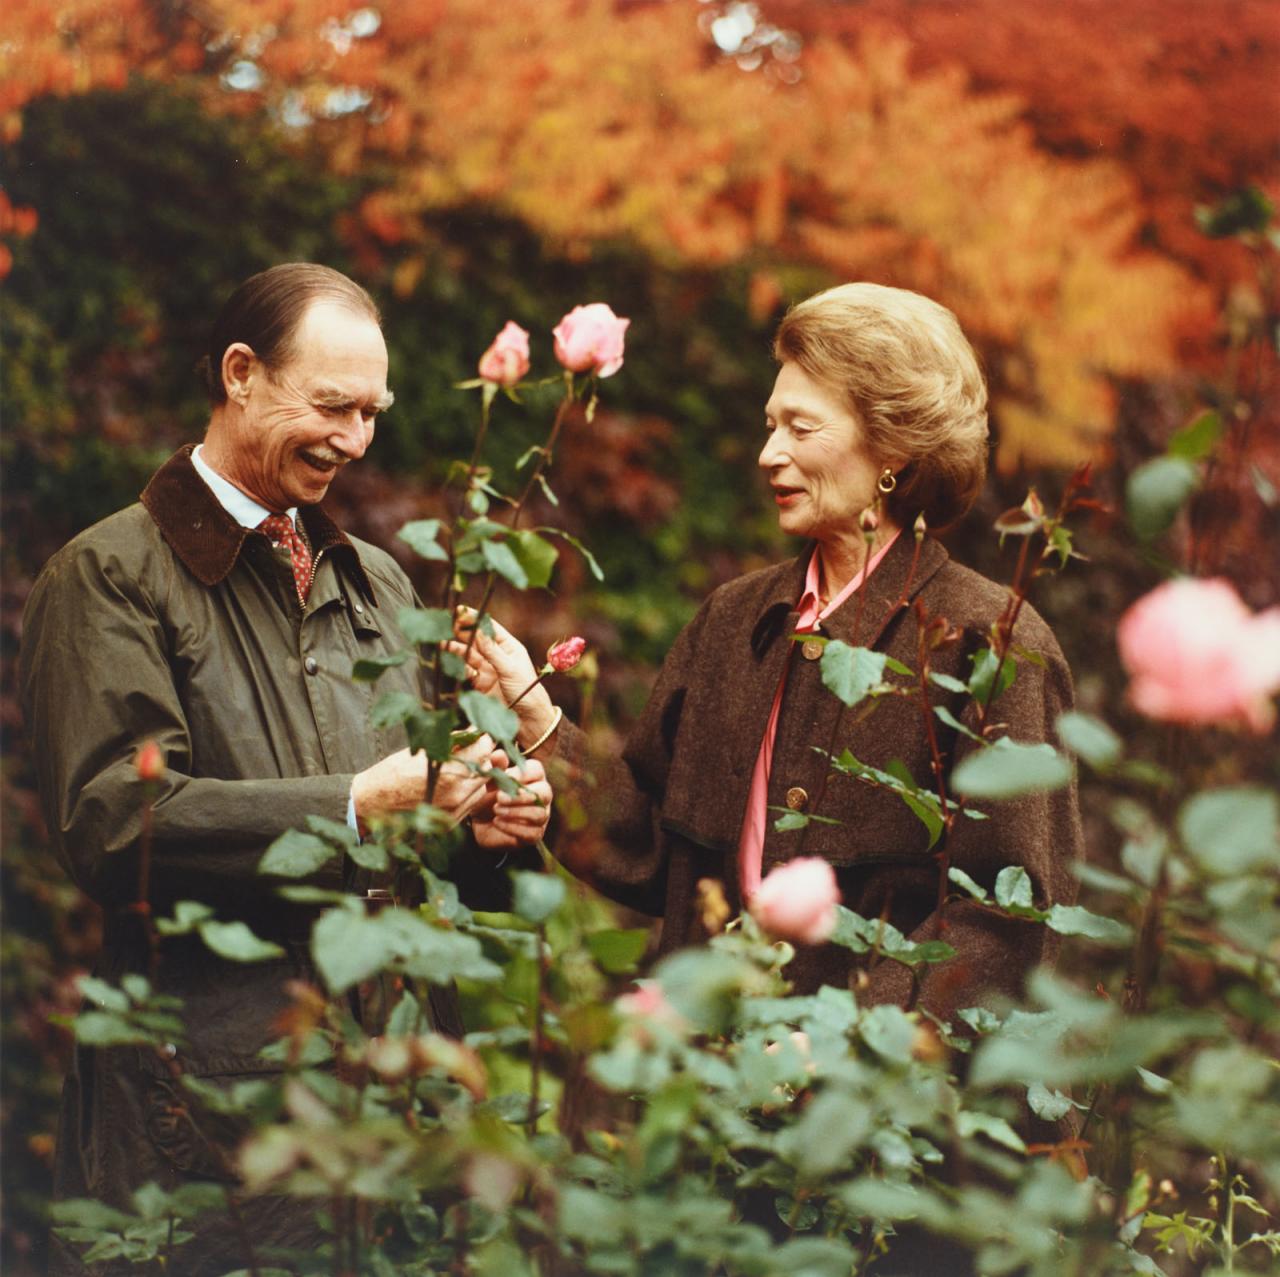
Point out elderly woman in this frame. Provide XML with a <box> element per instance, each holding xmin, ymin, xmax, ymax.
<box><xmin>464</xmin><ymin>283</ymin><xmax>1081</xmax><ymax>1020</ymax></box>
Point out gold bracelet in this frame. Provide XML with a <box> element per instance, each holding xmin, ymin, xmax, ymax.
<box><xmin>523</xmin><ymin>705</ymin><xmax>563</xmax><ymax>756</ymax></box>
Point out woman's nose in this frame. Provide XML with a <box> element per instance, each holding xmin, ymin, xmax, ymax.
<box><xmin>759</xmin><ymin>431</ymin><xmax>787</xmax><ymax>470</ymax></box>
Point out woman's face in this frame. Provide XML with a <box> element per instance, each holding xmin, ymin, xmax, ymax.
<box><xmin>759</xmin><ymin>361</ymin><xmax>886</xmax><ymax>542</ymax></box>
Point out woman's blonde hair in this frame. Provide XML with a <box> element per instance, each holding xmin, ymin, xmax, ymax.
<box><xmin>773</xmin><ymin>283</ymin><xmax>988</xmax><ymax>531</ymax></box>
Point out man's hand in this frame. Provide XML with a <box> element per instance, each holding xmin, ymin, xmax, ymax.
<box><xmin>471</xmin><ymin>758</ymin><xmax>553</xmax><ymax>850</ymax></box>
<box><xmin>352</xmin><ymin>735</ymin><xmax>499</xmax><ymax>833</ymax></box>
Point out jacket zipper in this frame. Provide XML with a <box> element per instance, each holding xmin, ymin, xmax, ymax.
<box><xmin>302</xmin><ymin>548</ymin><xmax>325</xmax><ymax>609</ymax></box>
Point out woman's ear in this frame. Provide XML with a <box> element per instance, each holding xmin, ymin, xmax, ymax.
<box><xmin>221</xmin><ymin>342</ymin><xmax>256</xmax><ymax>406</ymax></box>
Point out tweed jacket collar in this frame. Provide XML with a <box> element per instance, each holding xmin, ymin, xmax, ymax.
<box><xmin>140</xmin><ymin>445</ymin><xmax>377</xmax><ymax>603</ymax></box>
<box><xmin>749</xmin><ymin>531</ymin><xmax>951</xmax><ymax>659</ymax></box>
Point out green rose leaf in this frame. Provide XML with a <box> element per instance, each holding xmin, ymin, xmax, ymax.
<box><xmin>952</xmin><ymin>738</ymin><xmax>1072</xmax><ymax>799</ymax></box>
<box><xmin>305</xmin><ymin>814</ymin><xmax>359</xmax><ymax>850</ymax></box>
<box><xmin>311</xmin><ymin>908</ymin><xmax>394</xmax><ymax>994</ymax></box>
<box><xmin>512</xmin><ymin>871</ymin><xmax>566</xmax><ymax>925</ymax></box>
<box><xmin>397</xmin><ymin>606</ymin><xmax>454</xmax><ymax>645</ymax></box>
<box><xmin>457</xmin><ymin>690</ymin><xmax>519</xmax><ymax>751</ymax></box>
<box><xmin>586</xmin><ymin>928</ymin><xmax>650</xmax><ymax>974</ymax></box>
<box><xmin>397</xmin><ymin>519</ymin><xmax>448</xmax><ymax>562</ymax></box>
<box><xmin>994</xmin><ymin>865</ymin><xmax>1035</xmax><ymax>910</ymax></box>
<box><xmin>1126</xmin><ymin>455</ymin><xmax>1199</xmax><ymax>542</ymax></box>
<box><xmin>968</xmin><ymin>646</ymin><xmax>1017</xmax><ymax>705</ymax></box>
<box><xmin>352</xmin><ymin>650</ymin><xmax>410</xmax><ymax>682</ymax></box>
<box><xmin>198</xmin><ymin>920</ymin><xmax>286</xmax><ymax>963</ymax></box>
<box><xmin>1027</xmin><ymin>1081</ymin><xmax>1075</xmax><ymax>1121</ymax></box>
<box><xmin>1167</xmin><ymin>410</ymin><xmax>1223</xmax><ymax>462</ymax></box>
<box><xmin>1056</xmin><ymin>711</ymin><xmax>1123</xmax><ymax>770</ymax></box>
<box><xmin>1178</xmin><ymin>787</ymin><xmax>1280</xmax><ymax>876</ymax></box>
<box><xmin>480</xmin><ymin>539</ymin><xmax>528</xmax><ymax>589</ymax></box>
<box><xmin>860</xmin><ymin>1004</ymin><xmax>918</xmax><ymax>1062</ymax></box>
<box><xmin>260</xmin><ymin>830</ymin><xmax>334</xmax><ymax>878</ymax></box>
<box><xmin>1044</xmin><ymin>905</ymin><xmax>1133</xmax><ymax>945</ymax></box>
<box><xmin>820</xmin><ymin>641</ymin><xmax>887</xmax><ymax>708</ymax></box>
<box><xmin>406</xmin><ymin>708</ymin><xmax>456</xmax><ymax>762</ymax></box>
<box><xmin>956</xmin><ymin>1110</ymin><xmax>1027</xmax><ymax>1152</ymax></box>
<box><xmin>505</xmin><ymin>529</ymin><xmax>559</xmax><ymax>590</ymax></box>
<box><xmin>75</xmin><ymin>975</ymin><xmax>131</xmax><ymax>1012</ymax></box>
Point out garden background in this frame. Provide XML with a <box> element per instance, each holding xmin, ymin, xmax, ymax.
<box><xmin>2</xmin><ymin>1</ymin><xmax>1278</xmax><ymax>1273</ymax></box>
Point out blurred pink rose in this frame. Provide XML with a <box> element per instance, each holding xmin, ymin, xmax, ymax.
<box><xmin>547</xmin><ymin>636</ymin><xmax>586</xmax><ymax>673</ymax></box>
<box><xmin>477</xmin><ymin>321</ymin><xmax>530</xmax><ymax>386</ymax></box>
<box><xmin>135</xmin><ymin>740</ymin><xmax>164</xmax><ymax>782</ymax></box>
<box><xmin>1118</xmin><ymin>577</ymin><xmax>1280</xmax><ymax>734</ymax></box>
<box><xmin>615</xmin><ymin>982</ymin><xmax>669</xmax><ymax>1019</ymax></box>
<box><xmin>552</xmin><ymin>303</ymin><xmax>629</xmax><ymax>378</ymax></box>
<box><xmin>750</xmin><ymin>857</ymin><xmax>840</xmax><ymax>945</ymax></box>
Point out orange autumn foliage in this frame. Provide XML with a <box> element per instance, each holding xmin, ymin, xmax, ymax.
<box><xmin>2</xmin><ymin>0</ymin><xmax>1232</xmax><ymax>468</ymax></box>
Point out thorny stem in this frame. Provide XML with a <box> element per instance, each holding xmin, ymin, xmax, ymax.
<box><xmin>912</xmin><ymin>607</ymin><xmax>956</xmax><ymax>927</ymax></box>
<box><xmin>461</xmin><ymin>376</ymin><xmax>579</xmax><ymax>676</ymax></box>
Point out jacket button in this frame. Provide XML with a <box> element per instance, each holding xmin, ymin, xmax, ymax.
<box><xmin>303</xmin><ymin>657</ymin><xmax>319</xmax><ymax>676</ymax></box>
<box><xmin>785</xmin><ymin>786</ymin><xmax>808</xmax><ymax>810</ymax></box>
<box><xmin>801</xmin><ymin>639</ymin><xmax>824</xmax><ymax>661</ymax></box>
<box><xmin>353</xmin><ymin>603</ymin><xmax>365</xmax><ymax>615</ymax></box>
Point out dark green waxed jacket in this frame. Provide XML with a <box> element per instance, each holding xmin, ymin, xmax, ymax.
<box><xmin>19</xmin><ymin>447</ymin><xmax>500</xmax><ymax>1273</ymax></box>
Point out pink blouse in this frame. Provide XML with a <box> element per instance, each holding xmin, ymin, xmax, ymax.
<box><xmin>737</xmin><ymin>533</ymin><xmax>901</xmax><ymax>900</ymax></box>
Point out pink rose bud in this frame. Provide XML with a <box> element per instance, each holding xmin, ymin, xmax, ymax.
<box><xmin>750</xmin><ymin>857</ymin><xmax>840</xmax><ymax>945</ymax></box>
<box><xmin>552</xmin><ymin>303</ymin><xmax>630</xmax><ymax>378</ymax></box>
<box><xmin>859</xmin><ymin>507</ymin><xmax>880</xmax><ymax>534</ymax></box>
<box><xmin>547</xmin><ymin>636</ymin><xmax>587</xmax><ymax>673</ymax></box>
<box><xmin>914</xmin><ymin>511</ymin><xmax>928</xmax><ymax>539</ymax></box>
<box><xmin>1117</xmin><ymin>577</ymin><xmax>1280</xmax><ymax>734</ymax></box>
<box><xmin>477</xmin><ymin>321</ymin><xmax>531</xmax><ymax>387</ymax></box>
<box><xmin>135</xmin><ymin>740</ymin><xmax>164</xmax><ymax>782</ymax></box>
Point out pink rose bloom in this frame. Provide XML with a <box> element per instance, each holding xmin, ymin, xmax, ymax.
<box><xmin>750</xmin><ymin>857</ymin><xmax>840</xmax><ymax>945</ymax></box>
<box><xmin>477</xmin><ymin>321</ymin><xmax>530</xmax><ymax>387</ymax></box>
<box><xmin>547</xmin><ymin>636</ymin><xmax>587</xmax><ymax>673</ymax></box>
<box><xmin>552</xmin><ymin>303</ymin><xmax>629</xmax><ymax>378</ymax></box>
<box><xmin>1118</xmin><ymin>577</ymin><xmax>1280</xmax><ymax>734</ymax></box>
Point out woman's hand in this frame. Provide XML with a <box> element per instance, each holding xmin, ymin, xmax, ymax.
<box><xmin>450</xmin><ymin>608</ymin><xmax>559</xmax><ymax>747</ymax></box>
<box><xmin>471</xmin><ymin>757</ymin><xmax>554</xmax><ymax>850</ymax></box>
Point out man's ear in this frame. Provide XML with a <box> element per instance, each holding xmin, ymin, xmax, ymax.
<box><xmin>221</xmin><ymin>342</ymin><xmax>256</xmax><ymax>405</ymax></box>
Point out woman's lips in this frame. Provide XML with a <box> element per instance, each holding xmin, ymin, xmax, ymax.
<box><xmin>773</xmin><ymin>486</ymin><xmax>803</xmax><ymax>507</ymax></box>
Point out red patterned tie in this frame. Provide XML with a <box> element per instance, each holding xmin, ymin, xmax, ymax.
<box><xmin>259</xmin><ymin>514</ymin><xmax>314</xmax><ymax>603</ymax></box>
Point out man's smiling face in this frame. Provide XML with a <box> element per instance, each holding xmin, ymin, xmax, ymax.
<box><xmin>219</xmin><ymin>300</ymin><xmax>392</xmax><ymax>510</ymax></box>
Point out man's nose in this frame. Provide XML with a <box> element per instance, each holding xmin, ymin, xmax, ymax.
<box><xmin>331</xmin><ymin>412</ymin><xmax>373</xmax><ymax>460</ymax></box>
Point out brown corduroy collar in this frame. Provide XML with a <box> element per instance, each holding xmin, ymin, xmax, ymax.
<box><xmin>749</xmin><ymin>531</ymin><xmax>949</xmax><ymax>658</ymax></box>
<box><xmin>140</xmin><ymin>445</ymin><xmax>377</xmax><ymax>603</ymax></box>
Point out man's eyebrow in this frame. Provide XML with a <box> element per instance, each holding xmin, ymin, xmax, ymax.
<box><xmin>311</xmin><ymin>386</ymin><xmax>395</xmax><ymax>412</ymax></box>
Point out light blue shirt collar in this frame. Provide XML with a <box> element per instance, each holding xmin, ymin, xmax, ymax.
<box><xmin>191</xmin><ymin>444</ymin><xmax>298</xmax><ymax>531</ymax></box>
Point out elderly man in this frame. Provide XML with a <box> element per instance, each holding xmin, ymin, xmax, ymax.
<box><xmin>20</xmin><ymin>263</ymin><xmax>550</xmax><ymax>1272</ymax></box>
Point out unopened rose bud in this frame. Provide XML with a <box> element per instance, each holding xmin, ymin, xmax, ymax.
<box><xmin>477</xmin><ymin>321</ymin><xmax>531</xmax><ymax>387</ymax></box>
<box><xmin>135</xmin><ymin>740</ymin><xmax>163</xmax><ymax>782</ymax></box>
<box><xmin>547</xmin><ymin>636</ymin><xmax>587</xmax><ymax>673</ymax></box>
<box><xmin>365</xmin><ymin>1036</ymin><xmax>413</xmax><ymax>1081</ymax></box>
<box><xmin>859</xmin><ymin>507</ymin><xmax>880</xmax><ymax>535</ymax></box>
<box><xmin>914</xmin><ymin>511</ymin><xmax>928</xmax><ymax>540</ymax></box>
<box><xmin>1022</xmin><ymin>489</ymin><xmax>1045</xmax><ymax>520</ymax></box>
<box><xmin>911</xmin><ymin>1022</ymin><xmax>946</xmax><ymax>1063</ymax></box>
<box><xmin>696</xmin><ymin>877</ymin><xmax>731</xmax><ymax>935</ymax></box>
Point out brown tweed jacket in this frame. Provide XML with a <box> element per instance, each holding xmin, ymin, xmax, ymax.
<box><xmin>551</xmin><ymin>532</ymin><xmax>1082</xmax><ymax>1023</ymax></box>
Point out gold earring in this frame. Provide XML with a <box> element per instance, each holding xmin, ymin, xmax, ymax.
<box><xmin>877</xmin><ymin>467</ymin><xmax>897</xmax><ymax>495</ymax></box>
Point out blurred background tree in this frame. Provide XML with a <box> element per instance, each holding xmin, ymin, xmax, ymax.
<box><xmin>2</xmin><ymin>1</ymin><xmax>1277</xmax><ymax>1271</ymax></box>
